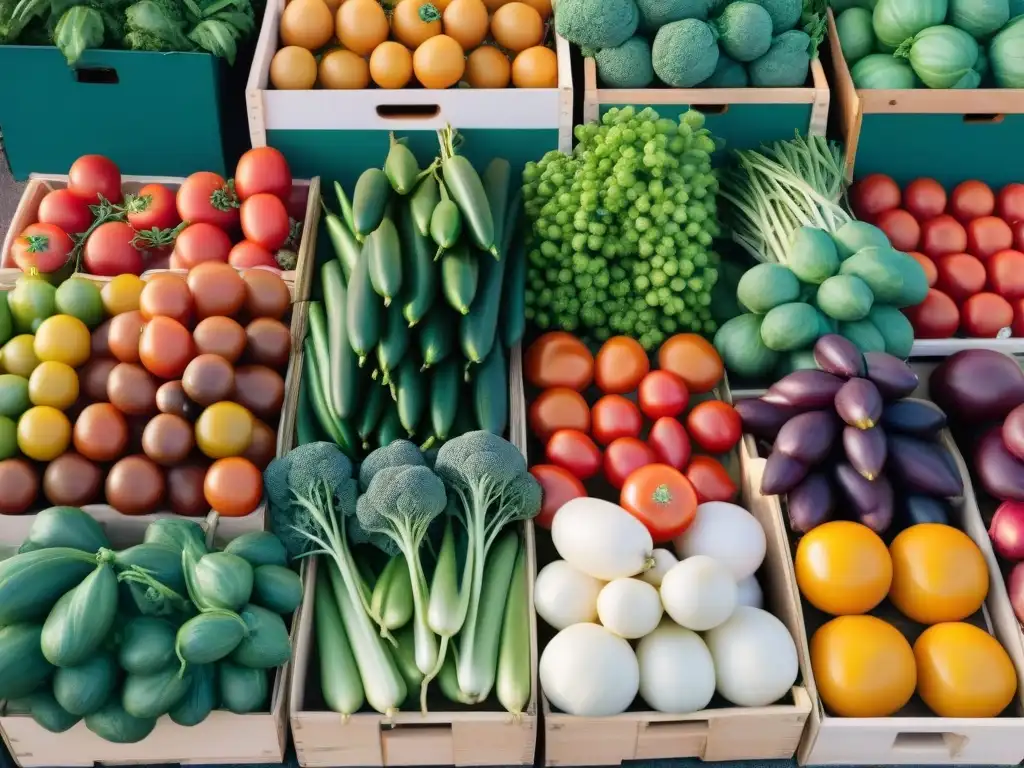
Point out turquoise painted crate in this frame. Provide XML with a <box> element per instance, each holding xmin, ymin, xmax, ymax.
<box><xmin>0</xmin><ymin>46</ymin><xmax>228</xmax><ymax>181</ymax></box>
<box><xmin>827</xmin><ymin>10</ymin><xmax>1024</xmax><ymax>188</ymax></box>
<box><xmin>244</xmin><ymin>0</ymin><xmax>573</xmax><ymax>190</ymax></box>
<box><xmin>581</xmin><ymin>55</ymin><xmax>831</xmax><ymax>155</ymax></box>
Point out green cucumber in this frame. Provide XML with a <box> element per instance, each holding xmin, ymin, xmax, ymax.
<box><xmin>323</xmin><ymin>259</ymin><xmax>361</xmax><ymax>420</ymax></box>
<box><xmin>418</xmin><ymin>306</ymin><xmax>455</xmax><ymax>369</ymax></box>
<box><xmin>393</xmin><ymin>357</ymin><xmax>426</xmax><ymax>437</ymax></box>
<box><xmin>429</xmin><ymin>357</ymin><xmax>461</xmax><ymax>442</ymax></box>
<box><xmin>430</xmin><ymin>182</ymin><xmax>462</xmax><ymax>258</ymax></box>
<box><xmin>377</xmin><ymin>304</ymin><xmax>409</xmax><ymax>383</ymax></box>
<box><xmin>367</xmin><ymin>218</ymin><xmax>403</xmax><ymax>306</ymax></box>
<box><xmin>441</xmin><ymin>243</ymin><xmax>479</xmax><ymax>315</ymax></box>
<box><xmin>376</xmin><ymin>403</ymin><xmax>405</xmax><ymax>448</ymax></box>
<box><xmin>460</xmin><ymin>247</ymin><xmax>507</xmax><ymax>364</ymax></box>
<box><xmin>295</xmin><ymin>373</ymin><xmax>322</xmax><ymax>446</ymax></box>
<box><xmin>334</xmin><ymin>180</ymin><xmax>356</xmax><ymax>235</ymax></box>
<box><xmin>399</xmin><ymin>202</ymin><xmax>437</xmax><ymax>327</ymax></box>
<box><xmin>439</xmin><ymin>134</ymin><xmax>496</xmax><ymax>255</ymax></box>
<box><xmin>474</xmin><ymin>340</ymin><xmax>507</xmax><ymax>435</ymax></box>
<box><xmin>322</xmin><ymin>208</ymin><xmax>360</xmax><ymax>281</ymax></box>
<box><xmin>352</xmin><ymin>169</ymin><xmax>390</xmax><ymax>239</ymax></box>
<box><xmin>410</xmin><ymin>173</ymin><xmax>440</xmax><ymax>237</ymax></box>
<box><xmin>315</xmin><ymin>565</ymin><xmax>364</xmax><ymax>717</ymax></box>
<box><xmin>347</xmin><ymin>243</ymin><xmax>382</xmax><ymax>365</ymax></box>
<box><xmin>303</xmin><ymin>339</ymin><xmax>345</xmax><ymax>446</ymax></box>
<box><xmin>384</xmin><ymin>133</ymin><xmax>421</xmax><ymax>195</ymax></box>
<box><xmin>500</xmin><ymin>221</ymin><xmax>526</xmax><ymax>349</ymax></box>
<box><xmin>452</xmin><ymin>392</ymin><xmax>477</xmax><ymax>437</ymax></box>
<box><xmin>357</xmin><ymin>382</ymin><xmax>387</xmax><ymax>449</ymax></box>
<box><xmin>307</xmin><ymin>302</ymin><xmax>334</xmax><ymax>397</ymax></box>
<box><xmin>481</xmin><ymin>158</ymin><xmax>511</xmax><ymax>260</ymax></box>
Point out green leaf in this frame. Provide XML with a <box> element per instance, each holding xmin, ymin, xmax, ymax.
<box><xmin>123</xmin><ymin>0</ymin><xmax>192</xmax><ymax>51</ymax></box>
<box><xmin>53</xmin><ymin>5</ymin><xmax>104</xmax><ymax>64</ymax></box>
<box><xmin>188</xmin><ymin>17</ymin><xmax>238</xmax><ymax>63</ymax></box>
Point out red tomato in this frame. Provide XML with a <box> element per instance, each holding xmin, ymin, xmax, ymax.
<box><xmin>657</xmin><ymin>334</ymin><xmax>723</xmax><ymax>393</ymax></box>
<box><xmin>126</xmin><ymin>183</ymin><xmax>180</xmax><ymax>232</ymax></box>
<box><xmin>37</xmin><ymin>189</ymin><xmax>93</xmax><ymax>235</ymax></box>
<box><xmin>875</xmin><ymin>208</ymin><xmax>920</xmax><ymax>252</ymax></box>
<box><xmin>1013</xmin><ymin>299</ymin><xmax>1024</xmax><ymax>338</ymax></box>
<box><xmin>966</xmin><ymin>216</ymin><xmax>1013</xmax><ymax>260</ymax></box>
<box><xmin>83</xmin><ymin>221</ymin><xmax>143</xmax><ymax>276</ymax></box>
<box><xmin>987</xmin><ymin>250</ymin><xmax>1024</xmax><ymax>300</ymax></box>
<box><xmin>240</xmin><ymin>193</ymin><xmax>290</xmax><ymax>251</ymax></box>
<box><xmin>524</xmin><ymin>332</ymin><xmax>594</xmax><ymax>391</ymax></box>
<box><xmin>229</xmin><ymin>240</ymin><xmax>279</xmax><ymax>269</ymax></box>
<box><xmin>604</xmin><ymin>437</ymin><xmax>657</xmax><ymax>490</ymax></box>
<box><xmin>647</xmin><ymin>416</ymin><xmax>692</xmax><ymax>470</ymax></box>
<box><xmin>1013</xmin><ymin>220</ymin><xmax>1024</xmax><ymax>252</ymax></box>
<box><xmin>908</xmin><ymin>252</ymin><xmax>938</xmax><ymax>287</ymax></box>
<box><xmin>173</xmin><ymin>223</ymin><xmax>232</xmax><ymax>268</ymax></box>
<box><xmin>529</xmin><ymin>387</ymin><xmax>591</xmax><ymax>442</ymax></box>
<box><xmin>851</xmin><ymin>174</ymin><xmax>901</xmax><ymax>222</ymax></box>
<box><xmin>591</xmin><ymin>395</ymin><xmax>643</xmax><ymax>446</ymax></box>
<box><xmin>962</xmin><ymin>292</ymin><xmax>1013</xmax><ymax>338</ymax></box>
<box><xmin>546</xmin><ymin>429</ymin><xmax>602</xmax><ymax>480</ymax></box>
<box><xmin>685</xmin><ymin>400</ymin><xmax>741</xmax><ymax>454</ymax></box>
<box><xmin>935</xmin><ymin>253</ymin><xmax>986</xmax><ymax>303</ymax></box>
<box><xmin>904</xmin><ymin>289</ymin><xmax>960</xmax><ymax>339</ymax></box>
<box><xmin>11</xmin><ymin>223</ymin><xmax>74</xmax><ymax>274</ymax></box>
<box><xmin>594</xmin><ymin>336</ymin><xmax>649</xmax><ymax>394</ymax></box>
<box><xmin>619</xmin><ymin>463</ymin><xmax>698</xmax><ymax>542</ymax></box>
<box><xmin>903</xmin><ymin>178</ymin><xmax>947</xmax><ymax>222</ymax></box>
<box><xmin>234</xmin><ymin>147</ymin><xmax>292</xmax><ymax>201</ymax></box>
<box><xmin>920</xmin><ymin>214</ymin><xmax>968</xmax><ymax>259</ymax></box>
<box><xmin>685</xmin><ymin>455</ymin><xmax>738</xmax><ymax>503</ymax></box>
<box><xmin>638</xmin><ymin>370</ymin><xmax>689</xmax><ymax>419</ymax></box>
<box><xmin>177</xmin><ymin>172</ymin><xmax>240</xmax><ymax>230</ymax></box>
<box><xmin>998</xmin><ymin>183</ymin><xmax>1024</xmax><ymax>224</ymax></box>
<box><xmin>530</xmin><ymin>464</ymin><xmax>586</xmax><ymax>529</ymax></box>
<box><xmin>67</xmin><ymin>154</ymin><xmax>122</xmax><ymax>204</ymax></box>
<box><xmin>950</xmin><ymin>180</ymin><xmax>996</xmax><ymax>223</ymax></box>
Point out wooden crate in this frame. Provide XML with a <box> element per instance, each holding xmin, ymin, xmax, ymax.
<box><xmin>244</xmin><ymin>0</ymin><xmax>573</xmax><ymax>187</ymax></box>
<box><xmin>581</xmin><ymin>54</ymin><xmax>830</xmax><ymax>148</ymax></box>
<box><xmin>910</xmin><ymin>337</ymin><xmax>1024</xmax><ymax>358</ymax></box>
<box><xmin>289</xmin><ymin>343</ymin><xmax>540</xmax><ymax>768</ymax></box>
<box><xmin>827</xmin><ymin>9</ymin><xmax>1024</xmax><ymax>187</ymax></box>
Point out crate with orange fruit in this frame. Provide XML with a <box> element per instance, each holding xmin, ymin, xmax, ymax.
<box><xmin>245</xmin><ymin>0</ymin><xmax>572</xmax><ymax>187</ymax></box>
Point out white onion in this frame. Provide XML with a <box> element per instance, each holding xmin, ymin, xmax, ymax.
<box><xmin>736</xmin><ymin>574</ymin><xmax>764</xmax><ymax>608</ymax></box>
<box><xmin>639</xmin><ymin>549</ymin><xmax>678</xmax><ymax>587</ymax></box>
<box><xmin>540</xmin><ymin>623</ymin><xmax>639</xmax><ymax>716</ymax></box>
<box><xmin>535</xmin><ymin>560</ymin><xmax>604</xmax><ymax>630</ymax></box>
<box><xmin>637</xmin><ymin>621</ymin><xmax>715</xmax><ymax>714</ymax></box>
<box><xmin>675</xmin><ymin>502</ymin><xmax>767</xmax><ymax>580</ymax></box>
<box><xmin>597</xmin><ymin>578</ymin><xmax>663</xmax><ymax>639</ymax></box>
<box><xmin>704</xmin><ymin>606</ymin><xmax>799</xmax><ymax>707</ymax></box>
<box><xmin>552</xmin><ymin>497</ymin><xmax>654</xmax><ymax>580</ymax></box>
<box><xmin>659</xmin><ymin>556</ymin><xmax>737</xmax><ymax>631</ymax></box>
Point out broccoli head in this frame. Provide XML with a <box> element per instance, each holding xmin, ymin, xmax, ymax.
<box><xmin>596</xmin><ymin>36</ymin><xmax>654</xmax><ymax>88</ymax></box>
<box><xmin>356</xmin><ymin>465</ymin><xmax>447</xmax><ymax>554</ymax></box>
<box><xmin>653</xmin><ymin>18</ymin><xmax>720</xmax><ymax>87</ymax></box>
<box><xmin>555</xmin><ymin>0</ymin><xmax>639</xmax><ymax>50</ymax></box>
<box><xmin>635</xmin><ymin>0</ymin><xmax>708</xmax><ymax>33</ymax></box>
<box><xmin>359</xmin><ymin>439</ymin><xmax>425</xmax><ymax>492</ymax></box>
<box><xmin>748</xmin><ymin>29</ymin><xmax>811</xmax><ymax>86</ymax></box>
<box><xmin>700</xmin><ymin>52</ymin><xmax>749</xmax><ymax>86</ymax></box>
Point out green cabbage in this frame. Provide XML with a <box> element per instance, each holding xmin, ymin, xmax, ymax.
<box><xmin>948</xmin><ymin>0</ymin><xmax>1009</xmax><ymax>40</ymax></box>
<box><xmin>991</xmin><ymin>15</ymin><xmax>1024</xmax><ymax>87</ymax></box>
<box><xmin>872</xmin><ymin>0</ymin><xmax>947</xmax><ymax>50</ymax></box>
<box><xmin>851</xmin><ymin>52</ymin><xmax>917</xmax><ymax>88</ymax></box>
<box><xmin>895</xmin><ymin>24</ymin><xmax>979</xmax><ymax>89</ymax></box>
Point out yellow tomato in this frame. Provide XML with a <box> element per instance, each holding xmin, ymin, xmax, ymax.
<box><xmin>28</xmin><ymin>361</ymin><xmax>79</xmax><ymax>410</ymax></box>
<box><xmin>101</xmin><ymin>274</ymin><xmax>145</xmax><ymax>315</ymax></box>
<box><xmin>889</xmin><ymin>523</ymin><xmax>988</xmax><ymax>624</ymax></box>
<box><xmin>336</xmin><ymin>0</ymin><xmax>389</xmax><ymax>56</ymax></box>
<box><xmin>413</xmin><ymin>34</ymin><xmax>465</xmax><ymax>89</ymax></box>
<box><xmin>270</xmin><ymin>46</ymin><xmax>318</xmax><ymax>89</ymax></box>
<box><xmin>17</xmin><ymin>405</ymin><xmax>71</xmax><ymax>461</ymax></box>
<box><xmin>490</xmin><ymin>2</ymin><xmax>543</xmax><ymax>52</ymax></box>
<box><xmin>811</xmin><ymin>615</ymin><xmax>916</xmax><ymax>717</ymax></box>
<box><xmin>370</xmin><ymin>41</ymin><xmax>414</xmax><ymax>89</ymax></box>
<box><xmin>914</xmin><ymin>622</ymin><xmax>1017</xmax><ymax>718</ymax></box>
<box><xmin>1</xmin><ymin>335</ymin><xmax>40</xmax><ymax>377</ymax></box>
<box><xmin>795</xmin><ymin>520</ymin><xmax>892</xmax><ymax>615</ymax></box>
<box><xmin>319</xmin><ymin>49</ymin><xmax>371</xmax><ymax>89</ymax></box>
<box><xmin>33</xmin><ymin>315</ymin><xmax>91</xmax><ymax>368</ymax></box>
<box><xmin>512</xmin><ymin>46</ymin><xmax>558</xmax><ymax>88</ymax></box>
<box><xmin>465</xmin><ymin>45</ymin><xmax>511</xmax><ymax>88</ymax></box>
<box><xmin>195</xmin><ymin>401</ymin><xmax>254</xmax><ymax>459</ymax></box>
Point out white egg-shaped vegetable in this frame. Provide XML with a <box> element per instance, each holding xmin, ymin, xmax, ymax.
<box><xmin>597</xmin><ymin>578</ymin><xmax>663</xmax><ymax>639</ymax></box>
<box><xmin>640</xmin><ymin>549</ymin><xmax>678</xmax><ymax>588</ymax></box>
<box><xmin>637</xmin><ymin>620</ymin><xmax>716</xmax><ymax>714</ymax></box>
<box><xmin>704</xmin><ymin>606</ymin><xmax>798</xmax><ymax>707</ymax></box>
<box><xmin>535</xmin><ymin>560</ymin><xmax>605</xmax><ymax>630</ymax></box>
<box><xmin>674</xmin><ymin>502</ymin><xmax>766</xmax><ymax>580</ymax></box>
<box><xmin>540</xmin><ymin>623</ymin><xmax>639</xmax><ymax>716</ymax></box>
<box><xmin>552</xmin><ymin>497</ymin><xmax>654</xmax><ymax>580</ymax></box>
<box><xmin>660</xmin><ymin>556</ymin><xmax>737</xmax><ymax>631</ymax></box>
<box><xmin>736</xmin><ymin>575</ymin><xmax>764</xmax><ymax>609</ymax></box>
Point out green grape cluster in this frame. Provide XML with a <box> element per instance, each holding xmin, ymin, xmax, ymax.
<box><xmin>522</xmin><ymin>106</ymin><xmax>724</xmax><ymax>350</ymax></box>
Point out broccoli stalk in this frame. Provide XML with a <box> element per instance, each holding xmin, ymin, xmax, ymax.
<box><xmin>433</xmin><ymin>431</ymin><xmax>541</xmax><ymax>701</ymax></box>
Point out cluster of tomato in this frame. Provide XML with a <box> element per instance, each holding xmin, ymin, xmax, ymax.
<box><xmin>851</xmin><ymin>175</ymin><xmax>1024</xmax><ymax>340</ymax></box>
<box><xmin>524</xmin><ymin>331</ymin><xmax>743</xmax><ymax>540</ymax></box>
<box><xmin>10</xmin><ymin>148</ymin><xmax>302</xmax><ymax>278</ymax></box>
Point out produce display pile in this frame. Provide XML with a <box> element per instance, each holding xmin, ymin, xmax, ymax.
<box><xmin>265</xmin><ymin>434</ymin><xmax>538</xmax><ymax>715</ymax></box>
<box><xmin>7</xmin><ymin>150</ymin><xmax>302</xmax><ymax>278</ymax></box>
<box><xmin>270</xmin><ymin>0</ymin><xmax>556</xmax><ymax>90</ymax></box>
<box><xmin>0</xmin><ymin>264</ymin><xmax>292</xmax><ymax>517</ymax></box>
<box><xmin>306</xmin><ymin>128</ymin><xmax>523</xmax><ymax>457</ymax></box>
<box><xmin>851</xmin><ymin>174</ymin><xmax>1024</xmax><ymax>340</ymax></box>
<box><xmin>554</xmin><ymin>0</ymin><xmax>826</xmax><ymax>88</ymax></box>
<box><xmin>0</xmin><ymin>511</ymin><xmax>300</xmax><ymax>741</ymax></box>
<box><xmin>835</xmin><ymin>0</ymin><xmax>1024</xmax><ymax>89</ymax></box>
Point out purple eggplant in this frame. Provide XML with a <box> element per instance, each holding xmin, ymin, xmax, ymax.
<box><xmin>902</xmin><ymin>495</ymin><xmax>951</xmax><ymax>526</ymax></box>
<box><xmin>1003</xmin><ymin>404</ymin><xmax>1024</xmax><ymax>462</ymax></box>
<box><xmin>886</xmin><ymin>434</ymin><xmax>964</xmax><ymax>498</ymax></box>
<box><xmin>864</xmin><ymin>352</ymin><xmax>919</xmax><ymax>400</ymax></box>
<box><xmin>762</xmin><ymin>450</ymin><xmax>809</xmax><ymax>495</ymax></box>
<box><xmin>843</xmin><ymin>425</ymin><xmax>887</xmax><ymax>480</ymax></box>
<box><xmin>786</xmin><ymin>473</ymin><xmax>834</xmax><ymax>533</ymax></box>
<box><xmin>835</xmin><ymin>378</ymin><xmax>883</xmax><ymax>429</ymax></box>
<box><xmin>813</xmin><ymin>334</ymin><xmax>865</xmax><ymax>378</ymax></box>
<box><xmin>931</xmin><ymin>349</ymin><xmax>1024</xmax><ymax>423</ymax></box>
<box><xmin>763</xmin><ymin>370</ymin><xmax>845</xmax><ymax>409</ymax></box>
<box><xmin>775</xmin><ymin>411</ymin><xmax>838</xmax><ymax>465</ymax></box>
<box><xmin>975</xmin><ymin>427</ymin><xmax>1024</xmax><ymax>502</ymax></box>
<box><xmin>881</xmin><ymin>398</ymin><xmax>947</xmax><ymax>439</ymax></box>
<box><xmin>834</xmin><ymin>463</ymin><xmax>894</xmax><ymax>533</ymax></box>
<box><xmin>735</xmin><ymin>398</ymin><xmax>797</xmax><ymax>440</ymax></box>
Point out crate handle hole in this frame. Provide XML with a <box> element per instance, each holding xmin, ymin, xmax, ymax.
<box><xmin>75</xmin><ymin>67</ymin><xmax>119</xmax><ymax>84</ymax></box>
<box><xmin>381</xmin><ymin>722</ymin><xmax>453</xmax><ymax>733</ymax></box>
<box><xmin>691</xmin><ymin>104</ymin><xmax>728</xmax><ymax>115</ymax></box>
<box><xmin>644</xmin><ymin>720</ymin><xmax>709</xmax><ymax>734</ymax></box>
<box><xmin>376</xmin><ymin>104</ymin><xmax>441</xmax><ymax>120</ymax></box>
<box><xmin>963</xmin><ymin>113</ymin><xmax>1004</xmax><ymax>124</ymax></box>
<box><xmin>893</xmin><ymin>731</ymin><xmax>969</xmax><ymax>757</ymax></box>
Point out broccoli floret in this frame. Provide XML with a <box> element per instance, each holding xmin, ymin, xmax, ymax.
<box><xmin>554</xmin><ymin>0</ymin><xmax>639</xmax><ymax>50</ymax></box>
<box><xmin>748</xmin><ymin>29</ymin><xmax>811</xmax><ymax>86</ymax></box>
<box><xmin>749</xmin><ymin>0</ymin><xmax>800</xmax><ymax>34</ymax></box>
<box><xmin>596</xmin><ymin>36</ymin><xmax>654</xmax><ymax>87</ymax></box>
<box><xmin>358</xmin><ymin>439</ymin><xmax>425</xmax><ymax>491</ymax></box>
<box><xmin>711</xmin><ymin>2</ymin><xmax>773</xmax><ymax>62</ymax></box>
<box><xmin>653</xmin><ymin>18</ymin><xmax>720</xmax><ymax>87</ymax></box>
<box><xmin>699</xmin><ymin>52</ymin><xmax>749</xmax><ymax>86</ymax></box>
<box><xmin>635</xmin><ymin>0</ymin><xmax>708</xmax><ymax>33</ymax></box>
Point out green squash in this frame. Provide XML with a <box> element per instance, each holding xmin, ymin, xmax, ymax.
<box><xmin>118</xmin><ymin>617</ymin><xmax>178</xmax><ymax>675</ymax></box>
<box><xmin>948</xmin><ymin>0</ymin><xmax>1009</xmax><ymax>39</ymax></box>
<box><xmin>85</xmin><ymin>701</ymin><xmax>157</xmax><ymax>744</ymax></box>
<box><xmin>53</xmin><ymin>652</ymin><xmax>118</xmax><ymax>716</ymax></box>
<box><xmin>230</xmin><ymin>604</ymin><xmax>292</xmax><ymax>669</ymax></box>
<box><xmin>0</xmin><ymin>547</ymin><xmax>96</xmax><ymax>626</ymax></box>
<box><xmin>176</xmin><ymin>611</ymin><xmax>247</xmax><ymax>666</ymax></box>
<box><xmin>0</xmin><ymin>624</ymin><xmax>53</xmax><ymax>700</ymax></box>
<box><xmin>26</xmin><ymin>507</ymin><xmax>110</xmax><ymax>553</ymax></box>
<box><xmin>991</xmin><ymin>16</ymin><xmax>1024</xmax><ymax>88</ymax></box>
<box><xmin>836</xmin><ymin>7</ymin><xmax>876</xmax><ymax>64</ymax></box>
<box><xmin>713</xmin><ymin>314</ymin><xmax>780</xmax><ymax>379</ymax></box>
<box><xmin>252</xmin><ymin>565</ymin><xmax>303</xmax><ymax>615</ymax></box>
<box><xmin>41</xmin><ymin>564</ymin><xmax>118</xmax><ymax>667</ymax></box>
<box><xmin>897</xmin><ymin>25</ymin><xmax>979</xmax><ymax>88</ymax></box>
<box><xmin>872</xmin><ymin>0</ymin><xmax>948</xmax><ymax>49</ymax></box>
<box><xmin>115</xmin><ymin>543</ymin><xmax>187</xmax><ymax>594</ymax></box>
<box><xmin>831</xmin><ymin>221</ymin><xmax>892</xmax><ymax>259</ymax></box>
<box><xmin>187</xmin><ymin>551</ymin><xmax>254</xmax><ymax>613</ymax></box>
<box><xmin>218</xmin><ymin>662</ymin><xmax>269</xmax><ymax>714</ymax></box>
<box><xmin>26</xmin><ymin>690</ymin><xmax>80</xmax><ymax>733</ymax></box>
<box><xmin>143</xmin><ymin>519</ymin><xmax>207</xmax><ymax>556</ymax></box>
<box><xmin>122</xmin><ymin>665</ymin><xmax>193</xmax><ymax>719</ymax></box>
<box><xmin>170</xmin><ymin>664</ymin><xmax>217</xmax><ymax>726</ymax></box>
<box><xmin>224</xmin><ymin>531</ymin><xmax>289</xmax><ymax>568</ymax></box>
